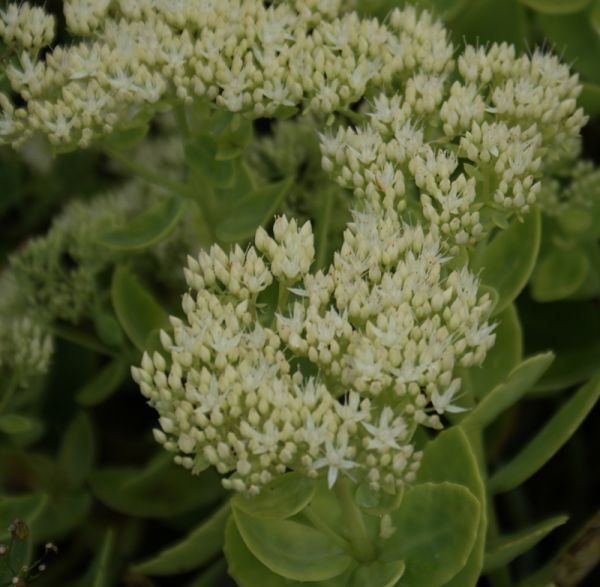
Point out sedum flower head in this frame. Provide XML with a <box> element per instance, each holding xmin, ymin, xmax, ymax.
<box><xmin>133</xmin><ymin>211</ymin><xmax>495</xmax><ymax>495</ymax></box>
<box><xmin>0</xmin><ymin>2</ymin><xmax>55</xmax><ymax>52</ymax></box>
<box><xmin>0</xmin><ymin>272</ymin><xmax>53</xmax><ymax>386</ymax></box>
<box><xmin>319</xmin><ymin>40</ymin><xmax>586</xmax><ymax>252</ymax></box>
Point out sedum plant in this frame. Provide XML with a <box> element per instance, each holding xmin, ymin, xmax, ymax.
<box><xmin>0</xmin><ymin>1</ymin><xmax>598</xmax><ymax>587</ymax></box>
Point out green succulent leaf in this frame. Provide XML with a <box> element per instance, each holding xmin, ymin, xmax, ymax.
<box><xmin>102</xmin><ymin>123</ymin><xmax>150</xmax><ymax>150</ymax></box>
<box><xmin>185</xmin><ymin>558</ymin><xmax>228</xmax><ymax>587</ymax></box>
<box><xmin>186</xmin><ymin>134</ymin><xmax>236</xmax><ymax>188</ymax></box>
<box><xmin>111</xmin><ymin>265</ymin><xmax>170</xmax><ymax>351</ymax></box>
<box><xmin>462</xmin><ymin>352</ymin><xmax>554</xmax><ymax>430</ymax></box>
<box><xmin>473</xmin><ymin>207</ymin><xmax>541</xmax><ymax>316</ymax></box>
<box><xmin>0</xmin><ymin>493</ymin><xmax>48</xmax><ymax>542</ymax></box>
<box><xmin>76</xmin><ymin>360</ymin><xmax>128</xmax><ymax>407</ymax></box>
<box><xmin>351</xmin><ymin>560</ymin><xmax>406</xmax><ymax>587</ymax></box>
<box><xmin>232</xmin><ymin>505</ymin><xmax>353</xmax><ymax>582</ymax></box>
<box><xmin>216</xmin><ymin>115</ymin><xmax>254</xmax><ymax>160</ymax></box>
<box><xmin>531</xmin><ymin>249</ymin><xmax>589</xmax><ymax>302</ymax></box>
<box><xmin>98</xmin><ymin>196</ymin><xmax>186</xmax><ymax>251</ymax></box>
<box><xmin>233</xmin><ymin>472</ymin><xmax>316</xmax><ymax>519</ymax></box>
<box><xmin>224</xmin><ymin>516</ymin><xmax>302</xmax><ymax>586</ymax></box>
<box><xmin>381</xmin><ymin>482</ymin><xmax>481</xmax><ymax>587</ymax></box>
<box><xmin>59</xmin><ymin>412</ymin><xmax>95</xmax><ymax>488</ymax></box>
<box><xmin>133</xmin><ymin>502</ymin><xmax>230</xmax><ymax>575</ymax></box>
<box><xmin>215</xmin><ymin>177</ymin><xmax>293</xmax><ymax>243</ymax></box>
<box><xmin>466</xmin><ymin>303</ymin><xmax>523</xmax><ymax>400</ymax></box>
<box><xmin>90</xmin><ymin>453</ymin><xmax>223</xmax><ymax>518</ymax></box>
<box><xmin>32</xmin><ymin>492</ymin><xmax>92</xmax><ymax>542</ymax></box>
<box><xmin>518</xmin><ymin>0</ymin><xmax>591</xmax><ymax>13</ymax></box>
<box><xmin>490</xmin><ymin>371</ymin><xmax>600</xmax><ymax>493</ymax></box>
<box><xmin>417</xmin><ymin>428</ymin><xmax>486</xmax><ymax>587</ymax></box>
<box><xmin>537</xmin><ymin>11</ymin><xmax>600</xmax><ymax>83</ymax></box>
<box><xmin>484</xmin><ymin>515</ymin><xmax>568</xmax><ymax>573</ymax></box>
<box><xmin>78</xmin><ymin>529</ymin><xmax>116</xmax><ymax>587</ymax></box>
<box><xmin>0</xmin><ymin>414</ymin><xmax>36</xmax><ymax>435</ymax></box>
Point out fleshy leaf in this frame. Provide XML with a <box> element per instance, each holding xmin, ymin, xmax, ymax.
<box><xmin>186</xmin><ymin>135</ymin><xmax>236</xmax><ymax>188</ymax></box>
<box><xmin>233</xmin><ymin>472</ymin><xmax>315</xmax><ymax>519</ymax></box>
<box><xmin>461</xmin><ymin>353</ymin><xmax>554</xmax><ymax>430</ymax></box>
<box><xmin>76</xmin><ymin>360</ymin><xmax>127</xmax><ymax>407</ymax></box>
<box><xmin>232</xmin><ymin>505</ymin><xmax>353</xmax><ymax>582</ymax></box>
<box><xmin>351</xmin><ymin>560</ymin><xmax>406</xmax><ymax>587</ymax></box>
<box><xmin>0</xmin><ymin>414</ymin><xmax>35</xmax><ymax>435</ymax></box>
<box><xmin>490</xmin><ymin>372</ymin><xmax>600</xmax><ymax>493</ymax></box>
<box><xmin>466</xmin><ymin>303</ymin><xmax>523</xmax><ymax>400</ymax></box>
<box><xmin>59</xmin><ymin>412</ymin><xmax>95</xmax><ymax>488</ymax></box>
<box><xmin>98</xmin><ymin>196</ymin><xmax>186</xmax><ymax>251</ymax></box>
<box><xmin>111</xmin><ymin>266</ymin><xmax>170</xmax><ymax>351</ymax></box>
<box><xmin>133</xmin><ymin>502</ymin><xmax>230</xmax><ymax>575</ymax></box>
<box><xmin>417</xmin><ymin>428</ymin><xmax>486</xmax><ymax>587</ymax></box>
<box><xmin>79</xmin><ymin>529</ymin><xmax>116</xmax><ymax>587</ymax></box>
<box><xmin>185</xmin><ymin>558</ymin><xmax>228</xmax><ymax>587</ymax></box>
<box><xmin>0</xmin><ymin>493</ymin><xmax>48</xmax><ymax>542</ymax></box>
<box><xmin>215</xmin><ymin>177</ymin><xmax>293</xmax><ymax>243</ymax></box>
<box><xmin>472</xmin><ymin>207</ymin><xmax>541</xmax><ymax>316</ymax></box>
<box><xmin>484</xmin><ymin>515</ymin><xmax>568</xmax><ymax>573</ymax></box>
<box><xmin>381</xmin><ymin>482</ymin><xmax>481</xmax><ymax>587</ymax></box>
<box><xmin>90</xmin><ymin>454</ymin><xmax>223</xmax><ymax>518</ymax></box>
<box><xmin>517</xmin><ymin>0</ymin><xmax>591</xmax><ymax>13</ymax></box>
<box><xmin>224</xmin><ymin>516</ymin><xmax>302</xmax><ymax>587</ymax></box>
<box><xmin>531</xmin><ymin>249</ymin><xmax>589</xmax><ymax>302</ymax></box>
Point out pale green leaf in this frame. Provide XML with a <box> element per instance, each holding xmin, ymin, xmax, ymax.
<box><xmin>531</xmin><ymin>249</ymin><xmax>589</xmax><ymax>302</ymax></box>
<box><xmin>382</xmin><ymin>483</ymin><xmax>481</xmax><ymax>587</ymax></box>
<box><xmin>490</xmin><ymin>372</ymin><xmax>600</xmax><ymax>493</ymax></box>
<box><xmin>0</xmin><ymin>414</ymin><xmax>35</xmax><ymax>435</ymax></box>
<box><xmin>98</xmin><ymin>196</ymin><xmax>186</xmax><ymax>251</ymax></box>
<box><xmin>133</xmin><ymin>502</ymin><xmax>230</xmax><ymax>575</ymax></box>
<box><xmin>0</xmin><ymin>493</ymin><xmax>48</xmax><ymax>542</ymax></box>
<box><xmin>59</xmin><ymin>412</ymin><xmax>95</xmax><ymax>488</ymax></box>
<box><xmin>90</xmin><ymin>454</ymin><xmax>223</xmax><ymax>518</ymax></box>
<box><xmin>472</xmin><ymin>207</ymin><xmax>541</xmax><ymax>316</ymax></box>
<box><xmin>185</xmin><ymin>558</ymin><xmax>228</xmax><ymax>587</ymax></box>
<box><xmin>76</xmin><ymin>360</ymin><xmax>127</xmax><ymax>407</ymax></box>
<box><xmin>417</xmin><ymin>428</ymin><xmax>486</xmax><ymax>587</ymax></box>
<box><xmin>224</xmin><ymin>516</ymin><xmax>301</xmax><ymax>587</ymax></box>
<box><xmin>232</xmin><ymin>505</ymin><xmax>353</xmax><ymax>582</ymax></box>
<box><xmin>233</xmin><ymin>473</ymin><xmax>315</xmax><ymax>519</ymax></box>
<box><xmin>518</xmin><ymin>0</ymin><xmax>591</xmax><ymax>13</ymax></box>
<box><xmin>111</xmin><ymin>265</ymin><xmax>170</xmax><ymax>351</ymax></box>
<box><xmin>186</xmin><ymin>135</ymin><xmax>236</xmax><ymax>188</ymax></box>
<box><xmin>461</xmin><ymin>353</ymin><xmax>554</xmax><ymax>430</ymax></box>
<box><xmin>351</xmin><ymin>560</ymin><xmax>406</xmax><ymax>587</ymax></box>
<box><xmin>466</xmin><ymin>303</ymin><xmax>523</xmax><ymax>400</ymax></box>
<box><xmin>215</xmin><ymin>177</ymin><xmax>293</xmax><ymax>243</ymax></box>
<box><xmin>484</xmin><ymin>515</ymin><xmax>568</xmax><ymax>573</ymax></box>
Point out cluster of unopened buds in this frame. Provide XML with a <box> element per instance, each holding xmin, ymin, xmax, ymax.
<box><xmin>0</xmin><ymin>0</ymin><xmax>584</xmax><ymax>497</ymax></box>
<box><xmin>133</xmin><ymin>210</ymin><xmax>496</xmax><ymax>495</ymax></box>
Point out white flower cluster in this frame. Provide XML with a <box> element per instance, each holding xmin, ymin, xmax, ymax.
<box><xmin>133</xmin><ymin>213</ymin><xmax>495</xmax><ymax>495</ymax></box>
<box><xmin>0</xmin><ymin>2</ymin><xmax>472</xmax><ymax>149</ymax></box>
<box><xmin>320</xmin><ymin>41</ymin><xmax>586</xmax><ymax>251</ymax></box>
<box><xmin>539</xmin><ymin>161</ymin><xmax>600</xmax><ymax>218</ymax></box>
<box><xmin>0</xmin><ymin>2</ymin><xmax>55</xmax><ymax>52</ymax></box>
<box><xmin>0</xmin><ymin>273</ymin><xmax>53</xmax><ymax>386</ymax></box>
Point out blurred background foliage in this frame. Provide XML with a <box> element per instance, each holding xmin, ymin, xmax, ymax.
<box><xmin>0</xmin><ymin>1</ymin><xmax>599</xmax><ymax>586</ymax></box>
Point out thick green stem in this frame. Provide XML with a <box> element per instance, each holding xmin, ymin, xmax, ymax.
<box><xmin>334</xmin><ymin>477</ymin><xmax>376</xmax><ymax>563</ymax></box>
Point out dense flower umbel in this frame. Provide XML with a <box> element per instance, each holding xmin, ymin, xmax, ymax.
<box><xmin>132</xmin><ymin>215</ymin><xmax>495</xmax><ymax>495</ymax></box>
<box><xmin>0</xmin><ymin>1</ymin><xmax>585</xmax><ymax>160</ymax></box>
<box><xmin>319</xmin><ymin>42</ymin><xmax>587</xmax><ymax>251</ymax></box>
